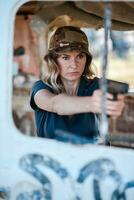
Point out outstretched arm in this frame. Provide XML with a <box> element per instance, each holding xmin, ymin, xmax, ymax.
<box><xmin>34</xmin><ymin>89</ymin><xmax>125</xmax><ymax>116</ymax></box>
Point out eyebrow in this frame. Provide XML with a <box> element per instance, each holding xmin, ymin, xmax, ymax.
<box><xmin>57</xmin><ymin>52</ymin><xmax>84</xmax><ymax>56</ymax></box>
<box><xmin>57</xmin><ymin>53</ymin><xmax>70</xmax><ymax>57</ymax></box>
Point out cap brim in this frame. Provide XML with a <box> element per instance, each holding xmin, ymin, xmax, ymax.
<box><xmin>44</xmin><ymin>46</ymin><xmax>92</xmax><ymax>61</ymax></box>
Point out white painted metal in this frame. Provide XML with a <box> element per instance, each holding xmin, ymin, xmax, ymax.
<box><xmin>0</xmin><ymin>0</ymin><xmax>134</xmax><ymax>199</ymax></box>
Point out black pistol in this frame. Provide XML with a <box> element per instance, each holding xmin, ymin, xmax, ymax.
<box><xmin>107</xmin><ymin>79</ymin><xmax>129</xmax><ymax>100</ymax></box>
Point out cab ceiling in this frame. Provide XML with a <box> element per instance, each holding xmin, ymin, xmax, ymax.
<box><xmin>17</xmin><ymin>1</ymin><xmax>134</xmax><ymax>31</ymax></box>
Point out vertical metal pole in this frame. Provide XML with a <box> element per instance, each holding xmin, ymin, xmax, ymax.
<box><xmin>99</xmin><ymin>4</ymin><xmax>112</xmax><ymax>144</ymax></box>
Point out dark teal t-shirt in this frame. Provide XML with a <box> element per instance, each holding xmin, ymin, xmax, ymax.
<box><xmin>30</xmin><ymin>77</ymin><xmax>100</xmax><ymax>141</ymax></box>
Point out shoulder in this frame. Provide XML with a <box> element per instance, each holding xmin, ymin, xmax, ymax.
<box><xmin>85</xmin><ymin>77</ymin><xmax>100</xmax><ymax>89</ymax></box>
<box><xmin>78</xmin><ymin>77</ymin><xmax>100</xmax><ymax>96</ymax></box>
<box><xmin>83</xmin><ymin>77</ymin><xmax>100</xmax><ymax>95</ymax></box>
<box><xmin>30</xmin><ymin>80</ymin><xmax>53</xmax><ymax>110</ymax></box>
<box><xmin>31</xmin><ymin>80</ymin><xmax>53</xmax><ymax>95</ymax></box>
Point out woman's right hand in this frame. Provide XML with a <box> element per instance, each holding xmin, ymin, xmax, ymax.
<box><xmin>91</xmin><ymin>89</ymin><xmax>125</xmax><ymax>117</ymax></box>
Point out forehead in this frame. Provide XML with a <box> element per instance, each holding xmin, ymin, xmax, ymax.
<box><xmin>56</xmin><ymin>50</ymin><xmax>85</xmax><ymax>56</ymax></box>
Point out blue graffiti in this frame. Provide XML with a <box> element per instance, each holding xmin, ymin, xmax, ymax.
<box><xmin>20</xmin><ymin>154</ymin><xmax>69</xmax><ymax>179</ymax></box>
<box><xmin>0</xmin><ymin>187</ymin><xmax>10</xmax><ymax>200</ymax></box>
<box><xmin>1</xmin><ymin>154</ymin><xmax>134</xmax><ymax>199</ymax></box>
<box><xmin>17</xmin><ymin>154</ymin><xmax>70</xmax><ymax>200</ymax></box>
<box><xmin>16</xmin><ymin>190</ymin><xmax>46</xmax><ymax>200</ymax></box>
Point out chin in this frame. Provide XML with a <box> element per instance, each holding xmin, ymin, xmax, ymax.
<box><xmin>66</xmin><ymin>76</ymin><xmax>80</xmax><ymax>81</ymax></box>
<box><xmin>66</xmin><ymin>73</ymin><xmax>81</xmax><ymax>80</ymax></box>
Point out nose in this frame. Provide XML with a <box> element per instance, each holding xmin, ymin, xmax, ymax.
<box><xmin>69</xmin><ymin>58</ymin><xmax>78</xmax><ymax>69</ymax></box>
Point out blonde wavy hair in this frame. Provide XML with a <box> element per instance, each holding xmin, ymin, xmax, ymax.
<box><xmin>41</xmin><ymin>50</ymin><xmax>95</xmax><ymax>94</ymax></box>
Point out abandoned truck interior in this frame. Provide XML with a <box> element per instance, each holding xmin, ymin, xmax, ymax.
<box><xmin>0</xmin><ymin>1</ymin><xmax>134</xmax><ymax>200</ymax></box>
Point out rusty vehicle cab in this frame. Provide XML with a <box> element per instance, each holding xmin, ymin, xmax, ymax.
<box><xmin>0</xmin><ymin>1</ymin><xmax>134</xmax><ymax>199</ymax></box>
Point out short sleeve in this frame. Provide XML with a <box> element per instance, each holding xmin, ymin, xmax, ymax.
<box><xmin>30</xmin><ymin>80</ymin><xmax>53</xmax><ymax>110</ymax></box>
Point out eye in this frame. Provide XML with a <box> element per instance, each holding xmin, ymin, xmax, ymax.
<box><xmin>77</xmin><ymin>53</ymin><xmax>85</xmax><ymax>59</ymax></box>
<box><xmin>56</xmin><ymin>54</ymin><xmax>70</xmax><ymax>62</ymax></box>
<box><xmin>62</xmin><ymin>55</ymin><xmax>70</xmax><ymax>60</ymax></box>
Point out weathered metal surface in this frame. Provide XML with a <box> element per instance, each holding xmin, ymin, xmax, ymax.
<box><xmin>18</xmin><ymin>1</ymin><xmax>134</xmax><ymax>30</ymax></box>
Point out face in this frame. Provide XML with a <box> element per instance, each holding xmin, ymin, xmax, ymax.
<box><xmin>56</xmin><ymin>51</ymin><xmax>87</xmax><ymax>82</ymax></box>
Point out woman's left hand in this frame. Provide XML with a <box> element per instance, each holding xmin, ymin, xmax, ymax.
<box><xmin>106</xmin><ymin>94</ymin><xmax>125</xmax><ymax>117</ymax></box>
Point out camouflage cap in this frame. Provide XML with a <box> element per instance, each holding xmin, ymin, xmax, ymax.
<box><xmin>45</xmin><ymin>26</ymin><xmax>92</xmax><ymax>58</ymax></box>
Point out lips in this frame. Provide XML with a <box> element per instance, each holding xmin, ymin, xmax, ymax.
<box><xmin>67</xmin><ymin>72</ymin><xmax>79</xmax><ymax>76</ymax></box>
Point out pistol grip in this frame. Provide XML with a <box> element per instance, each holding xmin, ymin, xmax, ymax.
<box><xmin>113</xmin><ymin>93</ymin><xmax>117</xmax><ymax>101</ymax></box>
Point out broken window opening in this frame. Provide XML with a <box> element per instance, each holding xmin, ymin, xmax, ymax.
<box><xmin>12</xmin><ymin>1</ymin><xmax>134</xmax><ymax>148</ymax></box>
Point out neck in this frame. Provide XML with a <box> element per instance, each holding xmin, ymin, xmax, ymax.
<box><xmin>61</xmin><ymin>79</ymin><xmax>80</xmax><ymax>95</ymax></box>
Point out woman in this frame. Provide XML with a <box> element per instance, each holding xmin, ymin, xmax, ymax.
<box><xmin>30</xmin><ymin>26</ymin><xmax>124</xmax><ymax>143</ymax></box>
